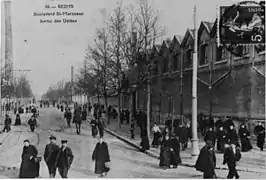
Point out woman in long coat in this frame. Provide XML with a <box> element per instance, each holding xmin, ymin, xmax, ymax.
<box><xmin>238</xmin><ymin>123</ymin><xmax>252</xmax><ymax>152</ymax></box>
<box><xmin>170</xmin><ymin>133</ymin><xmax>182</xmax><ymax>168</ymax></box>
<box><xmin>92</xmin><ymin>138</ymin><xmax>110</xmax><ymax>177</ymax></box>
<box><xmin>195</xmin><ymin>142</ymin><xmax>216</xmax><ymax>179</ymax></box>
<box><xmin>19</xmin><ymin>140</ymin><xmax>39</xmax><ymax>178</ymax></box>
<box><xmin>90</xmin><ymin>118</ymin><xmax>98</xmax><ymax>141</ymax></box>
<box><xmin>15</xmin><ymin>114</ymin><xmax>21</xmax><ymax>126</ymax></box>
<box><xmin>159</xmin><ymin>133</ymin><xmax>171</xmax><ymax>169</ymax></box>
<box><xmin>216</xmin><ymin>126</ymin><xmax>227</xmax><ymax>153</ymax></box>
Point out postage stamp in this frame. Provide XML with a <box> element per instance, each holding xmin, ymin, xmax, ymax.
<box><xmin>218</xmin><ymin>1</ymin><xmax>265</xmax><ymax>48</ymax></box>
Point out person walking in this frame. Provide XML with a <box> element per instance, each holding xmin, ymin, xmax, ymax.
<box><xmin>159</xmin><ymin>132</ymin><xmax>171</xmax><ymax>169</ymax></box>
<box><xmin>151</xmin><ymin>123</ymin><xmax>161</xmax><ymax>148</ymax></box>
<box><xmin>97</xmin><ymin>118</ymin><xmax>105</xmax><ymax>138</ymax></box>
<box><xmin>44</xmin><ymin>136</ymin><xmax>60</xmax><ymax>178</ymax></box>
<box><xmin>28</xmin><ymin>115</ymin><xmax>37</xmax><ymax>132</ymax></box>
<box><xmin>170</xmin><ymin>133</ymin><xmax>182</xmax><ymax>168</ymax></box>
<box><xmin>19</xmin><ymin>140</ymin><xmax>40</xmax><ymax>178</ymax></box>
<box><xmin>92</xmin><ymin>137</ymin><xmax>111</xmax><ymax>177</ymax></box>
<box><xmin>90</xmin><ymin>118</ymin><xmax>98</xmax><ymax>142</ymax></box>
<box><xmin>238</xmin><ymin>123</ymin><xmax>252</xmax><ymax>152</ymax></box>
<box><xmin>216</xmin><ymin>126</ymin><xmax>227</xmax><ymax>153</ymax></box>
<box><xmin>15</xmin><ymin>113</ymin><xmax>21</xmax><ymax>126</ymax></box>
<box><xmin>204</xmin><ymin>126</ymin><xmax>216</xmax><ymax>147</ymax></box>
<box><xmin>254</xmin><ymin>121</ymin><xmax>265</xmax><ymax>151</ymax></box>
<box><xmin>195</xmin><ymin>141</ymin><xmax>217</xmax><ymax>179</ymax></box>
<box><xmin>3</xmin><ymin>114</ymin><xmax>12</xmax><ymax>132</ymax></box>
<box><xmin>82</xmin><ymin>107</ymin><xmax>87</xmax><ymax>121</ymax></box>
<box><xmin>64</xmin><ymin>108</ymin><xmax>72</xmax><ymax>128</ymax></box>
<box><xmin>223</xmin><ymin>142</ymin><xmax>241</xmax><ymax>179</ymax></box>
<box><xmin>226</xmin><ymin>124</ymin><xmax>239</xmax><ymax>146</ymax></box>
<box><xmin>55</xmin><ymin>140</ymin><xmax>74</xmax><ymax>178</ymax></box>
<box><xmin>74</xmin><ymin>106</ymin><xmax>82</xmax><ymax>135</ymax></box>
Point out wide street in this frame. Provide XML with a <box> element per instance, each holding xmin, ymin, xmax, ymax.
<box><xmin>0</xmin><ymin>107</ymin><xmax>265</xmax><ymax>178</ymax></box>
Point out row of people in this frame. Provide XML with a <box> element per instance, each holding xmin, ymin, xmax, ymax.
<box><xmin>205</xmin><ymin>121</ymin><xmax>265</xmax><ymax>152</ymax></box>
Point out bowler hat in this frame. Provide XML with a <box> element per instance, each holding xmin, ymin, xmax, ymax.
<box><xmin>24</xmin><ymin>139</ymin><xmax>30</xmax><ymax>143</ymax></box>
<box><xmin>61</xmin><ymin>140</ymin><xmax>67</xmax><ymax>143</ymax></box>
<box><xmin>49</xmin><ymin>136</ymin><xmax>56</xmax><ymax>140</ymax></box>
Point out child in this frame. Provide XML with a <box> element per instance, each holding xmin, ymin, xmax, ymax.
<box><xmin>223</xmin><ymin>142</ymin><xmax>241</xmax><ymax>179</ymax></box>
<box><xmin>152</xmin><ymin>123</ymin><xmax>161</xmax><ymax>148</ymax></box>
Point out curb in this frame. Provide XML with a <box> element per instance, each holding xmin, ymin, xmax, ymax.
<box><xmin>105</xmin><ymin>128</ymin><xmax>266</xmax><ymax>173</ymax></box>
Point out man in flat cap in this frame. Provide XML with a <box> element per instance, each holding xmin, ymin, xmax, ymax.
<box><xmin>55</xmin><ymin>140</ymin><xmax>74</xmax><ymax>178</ymax></box>
<box><xmin>44</xmin><ymin>136</ymin><xmax>59</xmax><ymax>178</ymax></box>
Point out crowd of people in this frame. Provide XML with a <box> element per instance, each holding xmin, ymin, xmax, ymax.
<box><xmin>55</xmin><ymin>102</ymin><xmax>110</xmax><ymax>178</ymax></box>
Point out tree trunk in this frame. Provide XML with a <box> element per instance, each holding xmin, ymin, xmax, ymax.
<box><xmin>117</xmin><ymin>91</ymin><xmax>121</xmax><ymax>128</ymax></box>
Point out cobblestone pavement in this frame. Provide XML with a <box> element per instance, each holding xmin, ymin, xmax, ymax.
<box><xmin>0</xmin><ymin>108</ymin><xmax>265</xmax><ymax>178</ymax></box>
<box><xmin>105</xmin><ymin>118</ymin><xmax>266</xmax><ymax>173</ymax></box>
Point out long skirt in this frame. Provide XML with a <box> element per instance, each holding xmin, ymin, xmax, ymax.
<box><xmin>240</xmin><ymin>137</ymin><xmax>252</xmax><ymax>152</ymax></box>
<box><xmin>217</xmin><ymin>140</ymin><xmax>225</xmax><ymax>153</ymax></box>
<box><xmin>159</xmin><ymin>147</ymin><xmax>171</xmax><ymax>167</ymax></box>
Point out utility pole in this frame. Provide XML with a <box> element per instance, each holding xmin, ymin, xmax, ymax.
<box><xmin>71</xmin><ymin>66</ymin><xmax>74</xmax><ymax>104</ymax></box>
<box><xmin>180</xmin><ymin>49</ymin><xmax>184</xmax><ymax>125</ymax></box>
<box><xmin>191</xmin><ymin>5</ymin><xmax>199</xmax><ymax>156</ymax></box>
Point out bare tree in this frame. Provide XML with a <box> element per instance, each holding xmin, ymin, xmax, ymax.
<box><xmin>134</xmin><ymin>0</ymin><xmax>165</xmax><ymax>138</ymax></box>
<box><xmin>85</xmin><ymin>28</ymin><xmax>111</xmax><ymax>122</ymax></box>
<box><xmin>107</xmin><ymin>1</ymin><xmax>128</xmax><ymax>127</ymax></box>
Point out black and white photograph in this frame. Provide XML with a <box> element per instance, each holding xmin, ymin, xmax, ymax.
<box><xmin>0</xmin><ymin>0</ymin><xmax>265</xmax><ymax>178</ymax></box>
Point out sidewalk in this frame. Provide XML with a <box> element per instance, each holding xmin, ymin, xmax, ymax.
<box><xmin>0</xmin><ymin>113</ymin><xmax>34</xmax><ymax>178</ymax></box>
<box><xmin>104</xmin><ymin>119</ymin><xmax>266</xmax><ymax>173</ymax></box>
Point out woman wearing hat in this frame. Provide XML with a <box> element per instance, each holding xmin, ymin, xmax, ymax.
<box><xmin>92</xmin><ymin>137</ymin><xmax>110</xmax><ymax>177</ymax></box>
<box><xmin>195</xmin><ymin>141</ymin><xmax>217</xmax><ymax>178</ymax></box>
<box><xmin>19</xmin><ymin>140</ymin><xmax>40</xmax><ymax>178</ymax></box>
<box><xmin>238</xmin><ymin>123</ymin><xmax>252</xmax><ymax>152</ymax></box>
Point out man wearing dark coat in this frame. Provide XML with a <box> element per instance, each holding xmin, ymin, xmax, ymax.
<box><xmin>55</xmin><ymin>140</ymin><xmax>74</xmax><ymax>178</ymax></box>
<box><xmin>238</xmin><ymin>123</ymin><xmax>252</xmax><ymax>152</ymax></box>
<box><xmin>73</xmin><ymin>106</ymin><xmax>82</xmax><ymax>134</ymax></box>
<box><xmin>170</xmin><ymin>133</ymin><xmax>181</xmax><ymax>168</ymax></box>
<box><xmin>195</xmin><ymin>141</ymin><xmax>216</xmax><ymax>179</ymax></box>
<box><xmin>254</xmin><ymin>122</ymin><xmax>265</xmax><ymax>151</ymax></box>
<box><xmin>15</xmin><ymin>113</ymin><xmax>21</xmax><ymax>126</ymax></box>
<box><xmin>204</xmin><ymin>126</ymin><xmax>216</xmax><ymax>147</ymax></box>
<box><xmin>60</xmin><ymin>105</ymin><xmax>64</xmax><ymax>112</ymax></box>
<box><xmin>19</xmin><ymin>140</ymin><xmax>40</xmax><ymax>178</ymax></box>
<box><xmin>44</xmin><ymin>136</ymin><xmax>60</xmax><ymax>178</ymax></box>
<box><xmin>82</xmin><ymin>108</ymin><xmax>87</xmax><ymax>121</ymax></box>
<box><xmin>28</xmin><ymin>115</ymin><xmax>37</xmax><ymax>132</ymax></box>
<box><xmin>64</xmin><ymin>108</ymin><xmax>72</xmax><ymax>127</ymax></box>
<box><xmin>216</xmin><ymin>126</ymin><xmax>227</xmax><ymax>153</ymax></box>
<box><xmin>226</xmin><ymin>125</ymin><xmax>239</xmax><ymax>146</ymax></box>
<box><xmin>223</xmin><ymin>142</ymin><xmax>241</xmax><ymax>179</ymax></box>
<box><xmin>3</xmin><ymin>114</ymin><xmax>12</xmax><ymax>132</ymax></box>
<box><xmin>97</xmin><ymin>119</ymin><xmax>105</xmax><ymax>138</ymax></box>
<box><xmin>92</xmin><ymin>138</ymin><xmax>110</xmax><ymax>177</ymax></box>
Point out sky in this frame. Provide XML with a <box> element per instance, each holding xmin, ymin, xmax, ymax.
<box><xmin>1</xmin><ymin>0</ymin><xmax>240</xmax><ymax>96</ymax></box>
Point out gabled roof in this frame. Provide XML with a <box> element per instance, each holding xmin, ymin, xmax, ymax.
<box><xmin>181</xmin><ymin>29</ymin><xmax>195</xmax><ymax>47</ymax></box>
<box><xmin>165</xmin><ymin>38</ymin><xmax>172</xmax><ymax>48</ymax></box>
<box><xmin>202</xmin><ymin>21</ymin><xmax>214</xmax><ymax>33</ymax></box>
<box><xmin>173</xmin><ymin>35</ymin><xmax>184</xmax><ymax>44</ymax></box>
